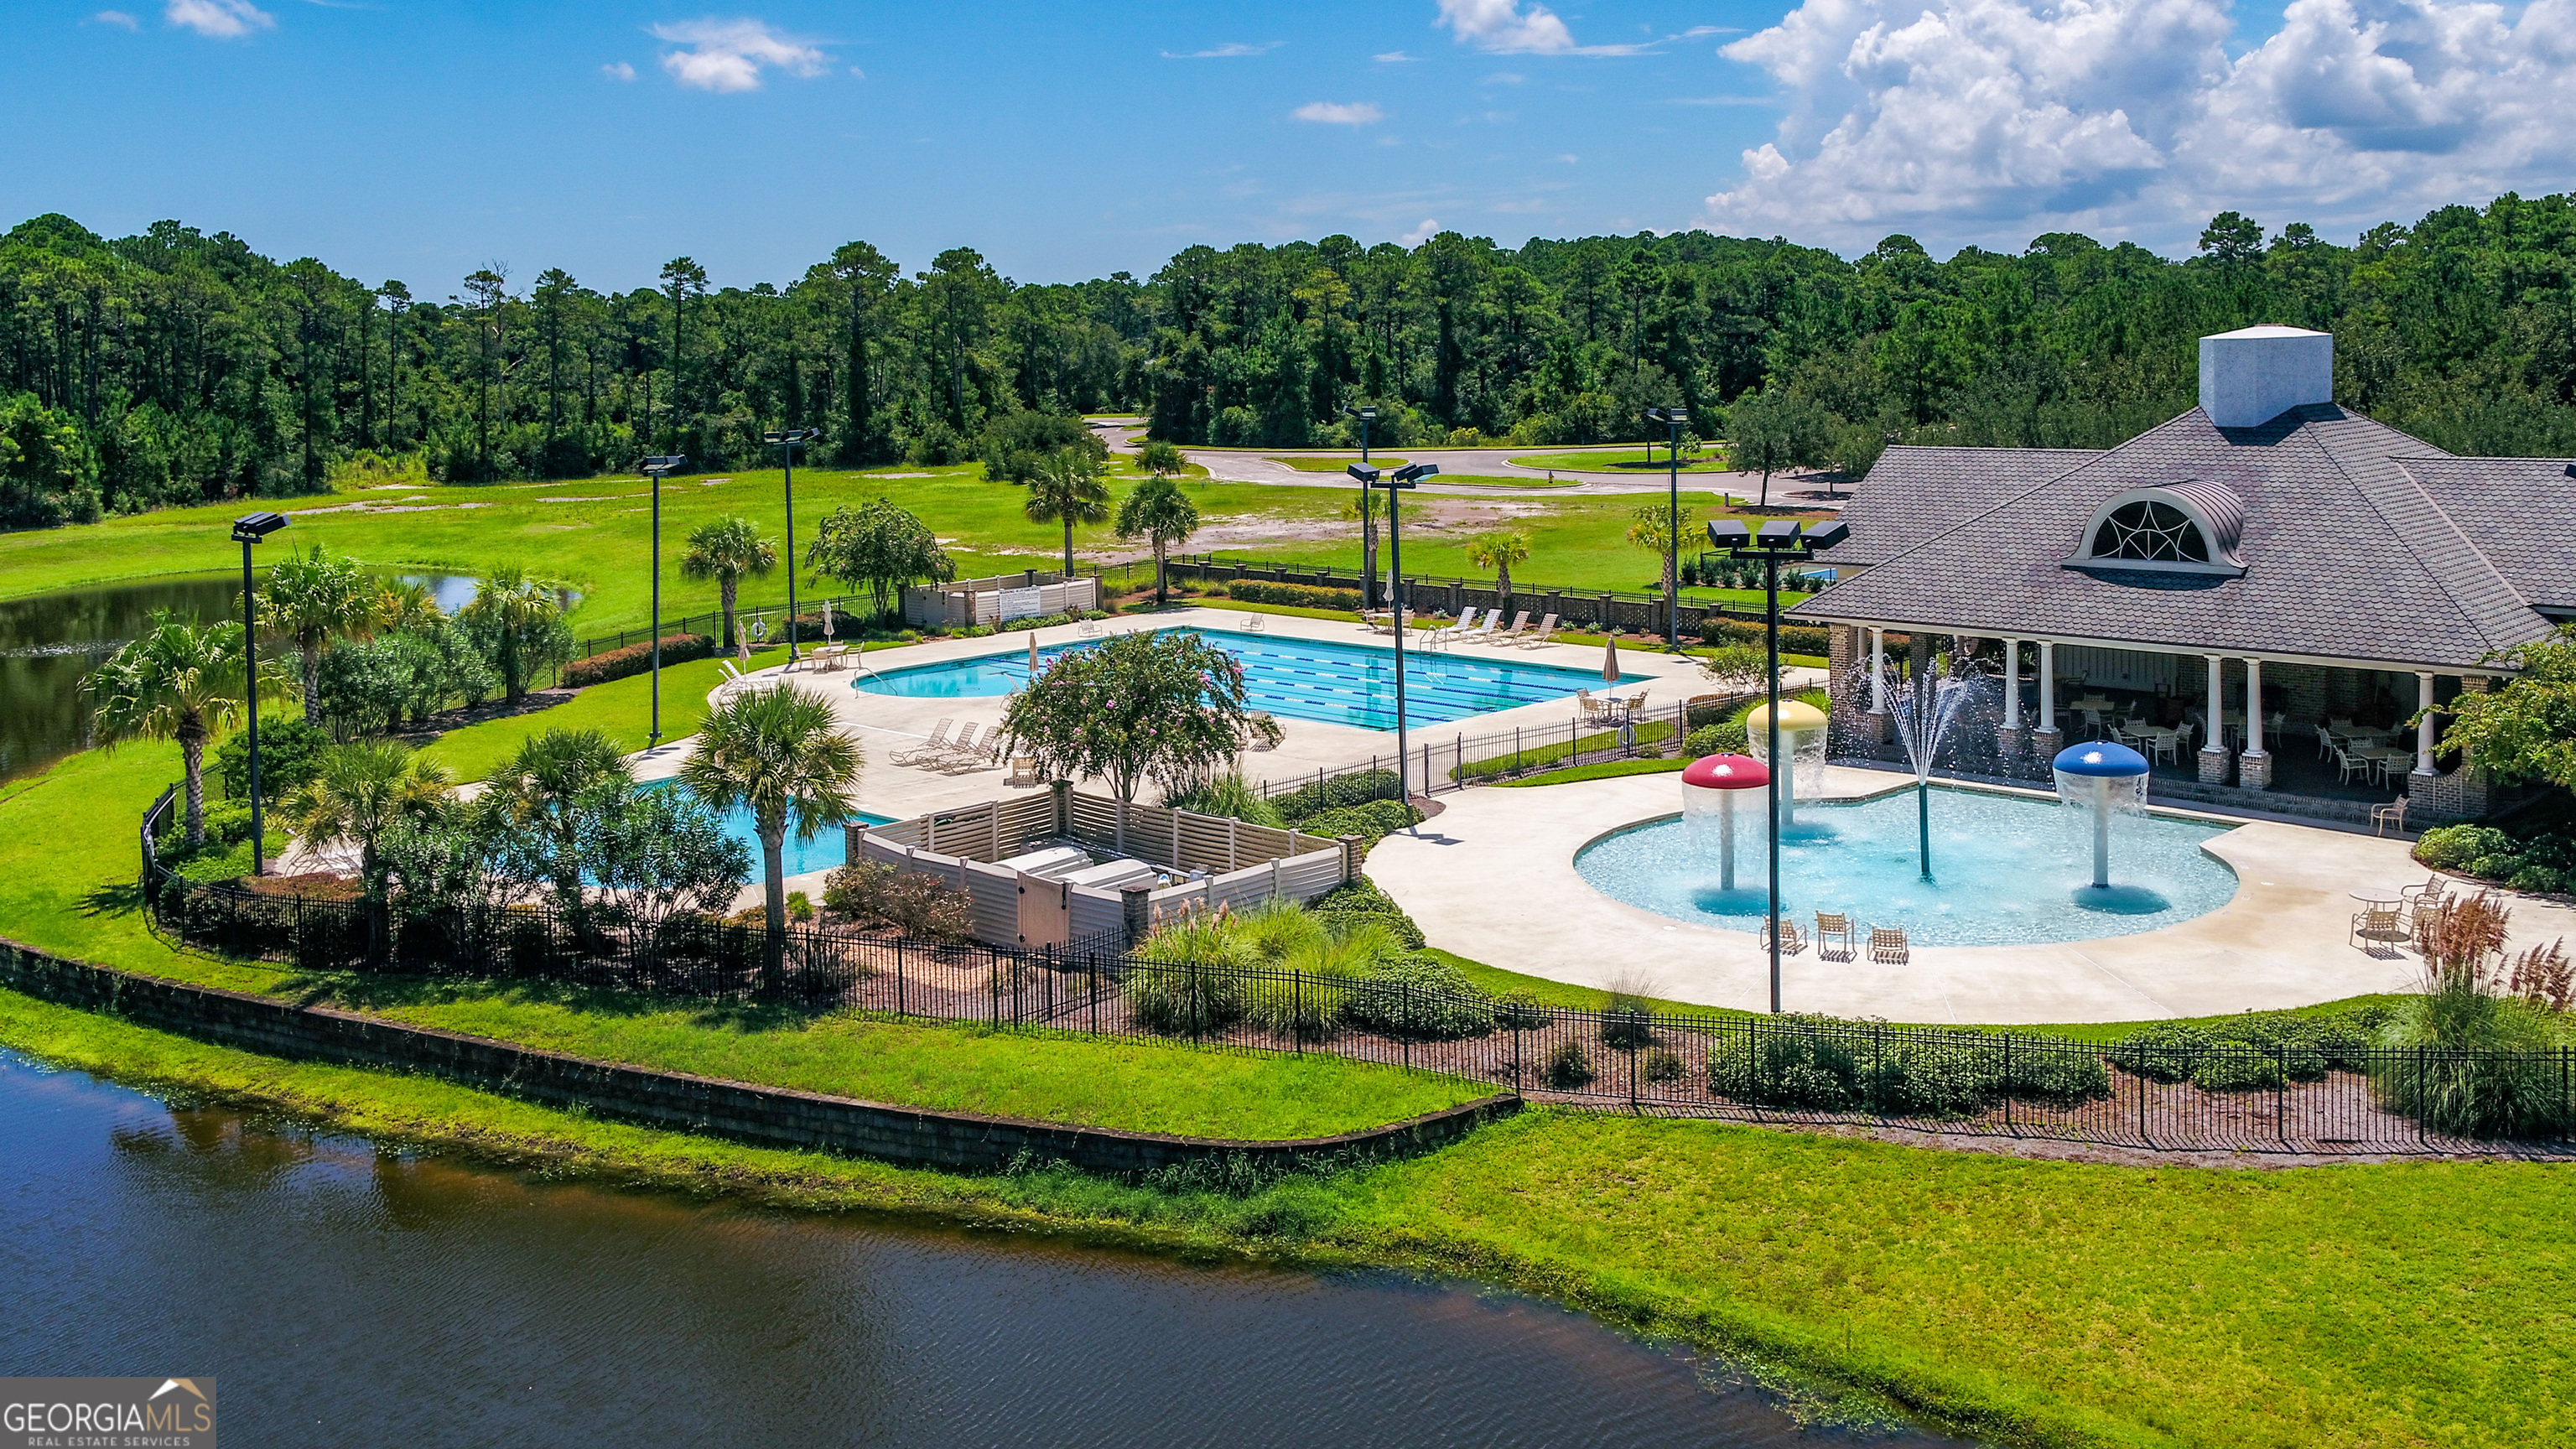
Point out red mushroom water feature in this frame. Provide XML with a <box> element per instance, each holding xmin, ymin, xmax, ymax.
<box><xmin>1680</xmin><ymin>753</ymin><xmax>1769</xmax><ymax>893</ymax></box>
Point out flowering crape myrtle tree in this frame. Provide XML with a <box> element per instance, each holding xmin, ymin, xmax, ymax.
<box><xmin>1001</xmin><ymin>631</ymin><xmax>1281</xmax><ymax>802</ymax></box>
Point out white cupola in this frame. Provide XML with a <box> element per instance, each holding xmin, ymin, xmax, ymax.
<box><xmin>2198</xmin><ymin>325</ymin><xmax>2334</xmax><ymax>428</ymax></box>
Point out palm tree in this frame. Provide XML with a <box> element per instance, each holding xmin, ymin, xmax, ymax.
<box><xmin>1114</xmin><ymin>475</ymin><xmax>1202</xmax><ymax>606</ymax></box>
<box><xmin>1625</xmin><ymin>506</ymin><xmax>1680</xmax><ymax>639</ymax></box>
<box><xmin>484</xmin><ymin>727</ymin><xmax>632</xmax><ymax>918</ymax></box>
<box><xmin>1022</xmin><ymin>446</ymin><xmax>1110</xmax><ymax>579</ymax></box>
<box><xmin>286</xmin><ymin>741</ymin><xmax>452</xmax><ymax>957</ymax></box>
<box><xmin>370</xmin><ymin>579</ymin><xmax>444</xmax><ymax>634</ymax></box>
<box><xmin>680</xmin><ymin>514</ymin><xmax>778</xmax><ymax>660</ymax></box>
<box><xmin>1464</xmin><ymin>528</ymin><xmax>1532</xmax><ymax>619</ymax></box>
<box><xmin>84</xmin><ymin>610</ymin><xmax>267</xmax><ymax>845</ymax></box>
<box><xmin>677</xmin><ymin>685</ymin><xmax>860</xmax><ymax>989</ymax></box>
<box><xmin>260</xmin><ymin>544</ymin><xmax>377</xmax><ymax>724</ymax></box>
<box><xmin>459</xmin><ymin>564</ymin><xmax>569</xmax><ymax>703</ymax></box>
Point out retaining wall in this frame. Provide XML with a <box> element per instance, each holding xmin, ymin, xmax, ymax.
<box><xmin>0</xmin><ymin>937</ymin><xmax>1519</xmax><ymax>1176</ymax></box>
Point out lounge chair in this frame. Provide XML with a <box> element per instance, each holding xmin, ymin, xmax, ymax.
<box><xmin>1245</xmin><ymin>711</ymin><xmax>1277</xmax><ymax>749</ymax></box>
<box><xmin>932</xmin><ymin>721</ymin><xmax>981</xmax><ymax>767</ymax></box>
<box><xmin>1815</xmin><ymin>911</ymin><xmax>1856</xmax><ymax>961</ymax></box>
<box><xmin>2371</xmin><ymin>797</ymin><xmax>2410</xmax><ymax>836</ymax></box>
<box><xmin>941</xmin><ymin>732</ymin><xmax>1004</xmax><ymax>773</ymax></box>
<box><xmin>1006</xmin><ymin>755</ymin><xmax>1040</xmax><ymax>788</ymax></box>
<box><xmin>2350</xmin><ymin>905</ymin><xmax>2408</xmax><ymax>953</ymax></box>
<box><xmin>1078</xmin><ymin>618</ymin><xmax>1098</xmax><ymax>636</ymax></box>
<box><xmin>1760</xmin><ymin>915</ymin><xmax>1806</xmax><ymax>955</ymax></box>
<box><xmin>1492</xmin><ymin>610</ymin><xmax>1532</xmax><ymax>645</ymax></box>
<box><xmin>1449</xmin><ymin>607</ymin><xmax>1492</xmax><ymax>643</ymax></box>
<box><xmin>1868</xmin><ymin>926</ymin><xmax>1910</xmax><ymax>964</ymax></box>
<box><xmin>719</xmin><ymin>660</ymin><xmax>747</xmax><ymax>685</ymax></box>
<box><xmin>1241</xmin><ymin>613</ymin><xmax>1265</xmax><ymax>633</ymax></box>
<box><xmin>1514</xmin><ymin>613</ymin><xmax>1559</xmax><ymax>649</ymax></box>
<box><xmin>890</xmin><ymin>719</ymin><xmax>954</xmax><ymax>766</ymax></box>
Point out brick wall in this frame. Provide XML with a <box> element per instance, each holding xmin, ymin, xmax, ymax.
<box><xmin>0</xmin><ymin>940</ymin><xmax>1519</xmax><ymax>1176</ymax></box>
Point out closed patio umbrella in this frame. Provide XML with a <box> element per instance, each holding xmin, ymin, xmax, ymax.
<box><xmin>1601</xmin><ymin>636</ymin><xmax>1621</xmax><ymax>684</ymax></box>
<box><xmin>1028</xmin><ymin>631</ymin><xmax>1040</xmax><ymax>678</ymax></box>
<box><xmin>821</xmin><ymin>598</ymin><xmax>836</xmax><ymax>641</ymax></box>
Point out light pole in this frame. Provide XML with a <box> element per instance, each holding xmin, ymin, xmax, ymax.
<box><xmin>1348</xmin><ymin>460</ymin><xmax>1440</xmax><ymax>812</ymax></box>
<box><xmin>1708</xmin><ymin>516</ymin><xmax>1848</xmax><ymax>1014</ymax></box>
<box><xmin>765</xmin><ymin>428</ymin><xmax>822</xmax><ymax>663</ymax></box>
<box><xmin>230</xmin><ymin>511</ymin><xmax>288</xmax><ymax>875</ymax></box>
<box><xmin>1646</xmin><ymin>406</ymin><xmax>1689</xmax><ymax>650</ymax></box>
<box><xmin>1342</xmin><ymin>405</ymin><xmax>1378</xmax><ymax>610</ymax></box>
<box><xmin>640</xmin><ymin>455</ymin><xmax>686</xmax><ymax>745</ymax></box>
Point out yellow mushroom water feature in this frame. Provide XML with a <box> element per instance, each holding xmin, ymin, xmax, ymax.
<box><xmin>1743</xmin><ymin>698</ymin><xmax>1830</xmax><ymax>830</ymax></box>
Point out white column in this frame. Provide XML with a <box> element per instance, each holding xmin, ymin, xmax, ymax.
<box><xmin>1869</xmin><ymin>628</ymin><xmax>1887</xmax><ymax>712</ymax></box>
<box><xmin>2205</xmin><ymin>655</ymin><xmax>2225</xmax><ymax>749</ymax></box>
<box><xmin>2038</xmin><ymin>642</ymin><xmax>2056</xmax><ymax>733</ymax></box>
<box><xmin>2415</xmin><ymin>673</ymin><xmax>2438</xmax><ymax>776</ymax></box>
<box><xmin>2002</xmin><ymin>638</ymin><xmax>2023</xmax><ymax>728</ymax></box>
<box><xmin>2241</xmin><ymin>658</ymin><xmax>2265</xmax><ymax>757</ymax></box>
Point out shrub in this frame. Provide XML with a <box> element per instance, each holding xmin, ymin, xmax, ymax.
<box><xmin>1124</xmin><ymin>912</ymin><xmax>1249</xmax><ymax>1034</ymax></box>
<box><xmin>822</xmin><ymin>860</ymin><xmax>892</xmax><ymax>920</ymax></box>
<box><xmin>1541</xmin><ymin>1039</ymin><xmax>1595</xmax><ymax>1089</ymax></box>
<box><xmin>1311</xmin><ymin>874</ymin><xmax>1428</xmax><ymax>950</ymax></box>
<box><xmin>1224</xmin><ymin>580</ymin><xmax>1363</xmax><ymax>612</ymax></box>
<box><xmin>1684</xmin><ymin>722</ymin><xmax>1745</xmax><ymax>758</ymax></box>
<box><xmin>1270</xmin><ymin>769</ymin><xmax>1403</xmax><ymax>821</ymax></box>
<box><xmin>1709</xmin><ymin>1016</ymin><xmax>2111</xmax><ymax>1116</ymax></box>
<box><xmin>1494</xmin><ymin>989</ymin><xmax>1547</xmax><ymax>1031</ymax></box>
<box><xmin>1293</xmin><ymin>799</ymin><xmax>1424</xmax><ymax>844</ymax></box>
<box><xmin>821</xmin><ymin>860</ymin><xmax>969</xmax><ymax>940</ymax></box>
<box><xmin>1641</xmin><ymin>1048</ymin><xmax>1685</xmax><ymax>1084</ymax></box>
<box><xmin>216</xmin><ymin>718</ymin><xmax>333</xmax><ymax>803</ymax></box>
<box><xmin>1339</xmin><ymin>955</ymin><xmax>1496</xmax><ymax>1040</ymax></box>
<box><xmin>561</xmin><ymin>632</ymin><xmax>714</xmax><ymax>688</ymax></box>
<box><xmin>1701</xmin><ymin>617</ymin><xmax>1831</xmax><ymax>657</ymax></box>
<box><xmin>1598</xmin><ymin>990</ymin><xmax>1655</xmax><ymax>1049</ymax></box>
<box><xmin>2507</xmin><ymin>865</ymin><xmax>2565</xmax><ymax>894</ymax></box>
<box><xmin>1164</xmin><ymin>771</ymin><xmax>1286</xmax><ymax>828</ymax></box>
<box><xmin>2416</xmin><ymin>823</ymin><xmax>2510</xmax><ymax>871</ymax></box>
<box><xmin>786</xmin><ymin>890</ymin><xmax>814</xmax><ymax>923</ymax></box>
<box><xmin>2371</xmin><ymin>891</ymin><xmax>2576</xmax><ymax>1138</ymax></box>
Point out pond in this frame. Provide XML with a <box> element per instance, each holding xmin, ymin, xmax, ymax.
<box><xmin>0</xmin><ymin>1051</ymin><xmax>1968</xmax><ymax>1447</ymax></box>
<box><xmin>0</xmin><ymin>570</ymin><xmax>499</xmax><ymax>784</ymax></box>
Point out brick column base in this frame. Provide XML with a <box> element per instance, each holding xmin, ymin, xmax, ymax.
<box><xmin>1995</xmin><ymin>724</ymin><xmax>2027</xmax><ymax>761</ymax></box>
<box><xmin>2237</xmin><ymin>750</ymin><xmax>2272</xmax><ymax>791</ymax></box>
<box><xmin>2031</xmin><ymin>725</ymin><xmax>2063</xmax><ymax>766</ymax></box>
<box><xmin>2197</xmin><ymin>746</ymin><xmax>2231</xmax><ymax>785</ymax></box>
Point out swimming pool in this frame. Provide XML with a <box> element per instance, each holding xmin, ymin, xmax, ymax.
<box><xmin>1576</xmin><ymin>787</ymin><xmax>2239</xmax><ymax>947</ymax></box>
<box><xmin>641</xmin><ymin>781</ymin><xmax>891</xmax><ymax>877</ymax></box>
<box><xmin>852</xmin><ymin>626</ymin><xmax>1641</xmax><ymax>730</ymax></box>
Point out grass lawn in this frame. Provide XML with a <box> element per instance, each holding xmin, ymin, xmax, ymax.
<box><xmin>1493</xmin><ymin>757</ymin><xmax>1690</xmax><ymax>787</ymax></box>
<box><xmin>416</xmin><ymin>652</ymin><xmax>752</xmax><ymax>780</ymax></box>
<box><xmin>0</xmin><ymin>738</ymin><xmax>1483</xmax><ymax>1137</ymax></box>
<box><xmin>1507</xmin><ymin>448</ymin><xmax>1740</xmax><ymax>473</ymax></box>
<box><xmin>1267</xmin><ymin>454</ymin><xmax>1411</xmax><ymax>472</ymax></box>
<box><xmin>1429</xmin><ymin>474</ymin><xmax>1583</xmax><ymax>489</ymax></box>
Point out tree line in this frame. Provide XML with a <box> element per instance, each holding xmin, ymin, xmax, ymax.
<box><xmin>7</xmin><ymin>192</ymin><xmax>2576</xmax><ymax>529</ymax></box>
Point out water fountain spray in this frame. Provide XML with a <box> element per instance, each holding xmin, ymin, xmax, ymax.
<box><xmin>1875</xmin><ymin>657</ymin><xmax>1981</xmax><ymax>880</ymax></box>
<box><xmin>2053</xmin><ymin>741</ymin><xmax>2151</xmax><ymax>888</ymax></box>
<box><xmin>1680</xmin><ymin>753</ymin><xmax>1768</xmax><ymax>892</ymax></box>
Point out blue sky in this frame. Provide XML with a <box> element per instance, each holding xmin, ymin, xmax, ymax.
<box><xmin>7</xmin><ymin>0</ymin><xmax>2572</xmax><ymax>292</ymax></box>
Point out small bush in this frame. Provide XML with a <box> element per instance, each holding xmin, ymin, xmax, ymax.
<box><xmin>1598</xmin><ymin>992</ymin><xmax>1655</xmax><ymax>1050</ymax></box>
<box><xmin>1163</xmin><ymin>771</ymin><xmax>1285</xmax><ymax>828</ymax></box>
<box><xmin>786</xmin><ymin>890</ymin><xmax>814</xmax><ymax>923</ymax></box>
<box><xmin>1311</xmin><ymin>875</ymin><xmax>1428</xmax><ymax>950</ymax></box>
<box><xmin>1710</xmin><ymin>1016</ymin><xmax>2111</xmax><ymax>1116</ymax></box>
<box><xmin>1224</xmin><ymin>580</ymin><xmax>1363</xmax><ymax>612</ymax></box>
<box><xmin>2416</xmin><ymin>823</ymin><xmax>2511</xmax><ymax>871</ymax></box>
<box><xmin>1494</xmin><ymin>989</ymin><xmax>1547</xmax><ymax>1031</ymax></box>
<box><xmin>821</xmin><ymin>860</ymin><xmax>969</xmax><ymax>940</ymax></box>
<box><xmin>1701</xmin><ymin>617</ymin><xmax>1831</xmax><ymax>657</ymax></box>
<box><xmin>561</xmin><ymin>632</ymin><xmax>715</xmax><ymax>688</ymax></box>
<box><xmin>1339</xmin><ymin>955</ymin><xmax>1496</xmax><ymax>1041</ymax></box>
<box><xmin>1541</xmin><ymin>1039</ymin><xmax>1596</xmax><ymax>1089</ymax></box>
<box><xmin>1641</xmin><ymin>1048</ymin><xmax>1685</xmax><ymax>1084</ymax></box>
<box><xmin>1293</xmin><ymin>799</ymin><xmax>1425</xmax><ymax>843</ymax></box>
<box><xmin>1270</xmin><ymin>769</ymin><xmax>1403</xmax><ymax>821</ymax></box>
<box><xmin>1684</xmin><ymin>722</ymin><xmax>1745</xmax><ymax>757</ymax></box>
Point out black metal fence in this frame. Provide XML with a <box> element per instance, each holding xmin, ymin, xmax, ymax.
<box><xmin>138</xmin><ymin>792</ymin><xmax>2573</xmax><ymax>1156</ymax></box>
<box><xmin>1165</xmin><ymin>553</ymin><xmax>1815</xmax><ymax>640</ymax></box>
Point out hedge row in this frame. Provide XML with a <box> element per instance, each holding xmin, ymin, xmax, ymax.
<box><xmin>562</xmin><ymin>633</ymin><xmax>715</xmax><ymax>688</ymax></box>
<box><xmin>1223</xmin><ymin>580</ymin><xmax>1364</xmax><ymax>612</ymax></box>
<box><xmin>1701</xmin><ymin>617</ymin><xmax>1832</xmax><ymax>657</ymax></box>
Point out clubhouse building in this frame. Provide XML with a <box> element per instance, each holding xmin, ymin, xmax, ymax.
<box><xmin>1795</xmin><ymin>325</ymin><xmax>2575</xmax><ymax>824</ymax></box>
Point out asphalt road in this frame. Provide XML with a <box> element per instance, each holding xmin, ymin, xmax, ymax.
<box><xmin>1087</xmin><ymin>417</ymin><xmax>1846</xmax><ymax>510</ymax></box>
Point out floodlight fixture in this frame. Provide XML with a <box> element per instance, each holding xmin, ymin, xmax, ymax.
<box><xmin>231</xmin><ymin>512</ymin><xmax>288</xmax><ymax>543</ymax></box>
<box><xmin>1345</xmin><ymin>463</ymin><xmax>1381</xmax><ymax>485</ymax></box>
<box><xmin>1389</xmin><ymin>462</ymin><xmax>1438</xmax><ymax>485</ymax></box>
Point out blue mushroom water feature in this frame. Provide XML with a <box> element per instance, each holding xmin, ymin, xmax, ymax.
<box><xmin>2053</xmin><ymin>741</ymin><xmax>2152</xmax><ymax>890</ymax></box>
<box><xmin>1680</xmin><ymin>753</ymin><xmax>1769</xmax><ymax>892</ymax></box>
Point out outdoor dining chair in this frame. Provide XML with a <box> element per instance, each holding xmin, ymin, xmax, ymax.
<box><xmin>1868</xmin><ymin>926</ymin><xmax>1911</xmax><ymax>964</ymax></box>
<box><xmin>1760</xmin><ymin>916</ymin><xmax>1807</xmax><ymax>956</ymax></box>
<box><xmin>2349</xmin><ymin>904</ymin><xmax>2409</xmax><ymax>953</ymax></box>
<box><xmin>2371</xmin><ymin>797</ymin><xmax>2411</xmax><ymax>836</ymax></box>
<box><xmin>1815</xmin><ymin>911</ymin><xmax>1856</xmax><ymax>961</ymax></box>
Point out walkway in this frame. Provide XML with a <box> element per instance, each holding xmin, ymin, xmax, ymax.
<box><xmin>1367</xmin><ymin>767</ymin><xmax>2576</xmax><ymax>1025</ymax></box>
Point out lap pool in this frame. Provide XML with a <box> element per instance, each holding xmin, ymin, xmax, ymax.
<box><xmin>852</xmin><ymin>626</ymin><xmax>1641</xmax><ymax>730</ymax></box>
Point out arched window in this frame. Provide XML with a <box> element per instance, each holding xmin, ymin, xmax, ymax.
<box><xmin>2067</xmin><ymin>481</ymin><xmax>2246</xmax><ymax>577</ymax></box>
<box><xmin>2090</xmin><ymin>500</ymin><xmax>2210</xmax><ymax>564</ymax></box>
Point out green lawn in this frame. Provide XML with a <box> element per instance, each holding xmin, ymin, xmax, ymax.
<box><xmin>1508</xmin><ymin>448</ymin><xmax>1740</xmax><ymax>473</ymax></box>
<box><xmin>1428</xmin><ymin>474</ymin><xmax>1583</xmax><ymax>489</ymax></box>
<box><xmin>1266</xmin><ymin>454</ymin><xmax>1410</xmax><ymax>472</ymax></box>
<box><xmin>1493</xmin><ymin>757</ymin><xmax>1690</xmax><ymax>787</ymax></box>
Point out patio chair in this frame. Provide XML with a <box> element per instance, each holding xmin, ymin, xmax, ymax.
<box><xmin>2329</xmin><ymin>744</ymin><xmax>2372</xmax><ymax>787</ymax></box>
<box><xmin>1006</xmin><ymin>755</ymin><xmax>1040</xmax><ymax>788</ymax></box>
<box><xmin>2315</xmin><ymin>723</ymin><xmax>2336</xmax><ymax>761</ymax></box>
<box><xmin>2371</xmin><ymin>797</ymin><xmax>2410</xmax><ymax>836</ymax></box>
<box><xmin>1078</xmin><ymin>618</ymin><xmax>1099</xmax><ymax>636</ymax></box>
<box><xmin>1815</xmin><ymin>911</ymin><xmax>1856</xmax><ymax>961</ymax></box>
<box><xmin>1241</xmin><ymin>613</ymin><xmax>1265</xmax><ymax>633</ymax></box>
<box><xmin>929</xmin><ymin>721</ymin><xmax>981</xmax><ymax>769</ymax></box>
<box><xmin>942</xmin><ymin>733</ymin><xmax>1004</xmax><ymax>773</ymax></box>
<box><xmin>2350</xmin><ymin>905</ymin><xmax>2408</xmax><ymax>953</ymax></box>
<box><xmin>2398</xmin><ymin>872</ymin><xmax>2448</xmax><ymax>912</ymax></box>
<box><xmin>1760</xmin><ymin>915</ymin><xmax>1807</xmax><ymax>955</ymax></box>
<box><xmin>890</xmin><ymin>719</ymin><xmax>954</xmax><ymax>766</ymax></box>
<box><xmin>1576</xmin><ymin>689</ymin><xmax>1601</xmax><ymax>724</ymax></box>
<box><xmin>1246</xmin><ymin>711</ymin><xmax>1277</xmax><ymax>749</ymax></box>
<box><xmin>1493</xmin><ymin>610</ymin><xmax>1532</xmax><ymax>645</ymax></box>
<box><xmin>1868</xmin><ymin>926</ymin><xmax>1911</xmax><ymax>964</ymax></box>
<box><xmin>1514</xmin><ymin>614</ymin><xmax>1560</xmax><ymax>649</ymax></box>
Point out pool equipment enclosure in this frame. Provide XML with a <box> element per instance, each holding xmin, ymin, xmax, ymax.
<box><xmin>903</xmin><ymin>569</ymin><xmax>1103</xmax><ymax>629</ymax></box>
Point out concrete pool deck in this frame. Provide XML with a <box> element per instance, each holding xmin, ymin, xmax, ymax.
<box><xmin>1367</xmin><ymin>767</ymin><xmax>2576</xmax><ymax>1025</ymax></box>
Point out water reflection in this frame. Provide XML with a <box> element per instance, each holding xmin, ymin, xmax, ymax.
<box><xmin>1</xmin><ymin>1053</ymin><xmax>1966</xmax><ymax>1448</ymax></box>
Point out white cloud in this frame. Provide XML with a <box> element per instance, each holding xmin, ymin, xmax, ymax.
<box><xmin>601</xmin><ymin>60</ymin><xmax>636</xmax><ymax>80</ymax></box>
<box><xmin>1294</xmin><ymin>101</ymin><xmax>1385</xmax><ymax>124</ymax></box>
<box><xmin>651</xmin><ymin>17</ymin><xmax>828</xmax><ymax>93</ymax></box>
<box><xmin>1401</xmin><ymin>217</ymin><xmax>1442</xmax><ymax>244</ymax></box>
<box><xmin>1161</xmin><ymin>41</ymin><xmax>1279</xmax><ymax>58</ymax></box>
<box><xmin>1703</xmin><ymin>0</ymin><xmax>2576</xmax><ymax>249</ymax></box>
<box><xmin>1483</xmin><ymin>70</ymin><xmax>1525</xmax><ymax>84</ymax></box>
<box><xmin>1434</xmin><ymin>0</ymin><xmax>1649</xmax><ymax>55</ymax></box>
<box><xmin>93</xmin><ymin>10</ymin><xmax>140</xmax><ymax>29</ymax></box>
<box><xmin>1374</xmin><ymin>49</ymin><xmax>1420</xmax><ymax>61</ymax></box>
<box><xmin>164</xmin><ymin>0</ymin><xmax>273</xmax><ymax>39</ymax></box>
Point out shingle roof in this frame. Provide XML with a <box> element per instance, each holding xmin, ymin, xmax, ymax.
<box><xmin>1792</xmin><ymin>404</ymin><xmax>2569</xmax><ymax>671</ymax></box>
<box><xmin>2393</xmin><ymin>456</ymin><xmax>2576</xmax><ymax>612</ymax></box>
<box><xmin>1818</xmin><ymin>445</ymin><xmax>2102</xmax><ymax>565</ymax></box>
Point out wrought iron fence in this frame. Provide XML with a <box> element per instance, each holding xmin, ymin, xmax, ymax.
<box><xmin>138</xmin><ymin>826</ymin><xmax>2575</xmax><ymax>1156</ymax></box>
<box><xmin>1254</xmin><ymin>689</ymin><xmax>1763</xmax><ymax>802</ymax></box>
<box><xmin>1164</xmin><ymin>552</ymin><xmax>1814</xmax><ymax>636</ymax></box>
